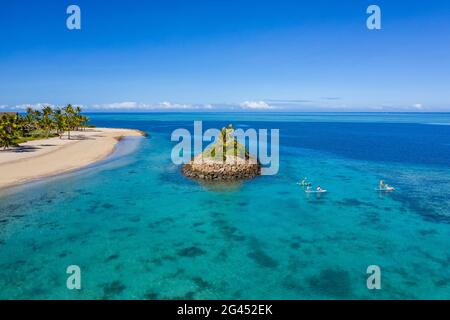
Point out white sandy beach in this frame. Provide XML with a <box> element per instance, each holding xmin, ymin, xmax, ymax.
<box><xmin>0</xmin><ymin>128</ymin><xmax>144</xmax><ymax>190</ymax></box>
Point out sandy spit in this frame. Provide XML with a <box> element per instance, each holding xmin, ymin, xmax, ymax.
<box><xmin>0</xmin><ymin>128</ymin><xmax>144</xmax><ymax>190</ymax></box>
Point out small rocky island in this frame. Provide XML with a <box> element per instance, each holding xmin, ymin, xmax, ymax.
<box><xmin>181</xmin><ymin>125</ymin><xmax>261</xmax><ymax>181</ymax></box>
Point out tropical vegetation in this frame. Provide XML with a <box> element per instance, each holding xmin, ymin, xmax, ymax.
<box><xmin>0</xmin><ymin>105</ymin><xmax>89</xmax><ymax>149</ymax></box>
<box><xmin>203</xmin><ymin>124</ymin><xmax>250</xmax><ymax>161</ymax></box>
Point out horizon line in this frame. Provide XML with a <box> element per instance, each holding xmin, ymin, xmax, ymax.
<box><xmin>4</xmin><ymin>110</ymin><xmax>450</xmax><ymax>114</ymax></box>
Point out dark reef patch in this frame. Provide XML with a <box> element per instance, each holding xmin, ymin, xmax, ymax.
<box><xmin>290</xmin><ymin>242</ymin><xmax>301</xmax><ymax>249</ymax></box>
<box><xmin>193</xmin><ymin>222</ymin><xmax>205</xmax><ymax>227</ymax></box>
<box><xmin>214</xmin><ymin>249</ymin><xmax>229</xmax><ymax>262</ymax></box>
<box><xmin>178</xmin><ymin>246</ymin><xmax>206</xmax><ymax>258</ymax></box>
<box><xmin>184</xmin><ymin>291</ymin><xmax>196</xmax><ymax>299</ymax></box>
<box><xmin>25</xmin><ymin>286</ymin><xmax>50</xmax><ymax>299</ymax></box>
<box><xmin>205</xmin><ymin>199</ymin><xmax>219</xmax><ymax>206</ymax></box>
<box><xmin>212</xmin><ymin>216</ymin><xmax>246</xmax><ymax>242</ymax></box>
<box><xmin>111</xmin><ymin>227</ymin><xmax>134</xmax><ymax>234</ymax></box>
<box><xmin>418</xmin><ymin>229</ymin><xmax>437</xmax><ymax>236</ymax></box>
<box><xmin>247</xmin><ymin>249</ymin><xmax>278</xmax><ymax>268</ymax></box>
<box><xmin>158</xmin><ymin>171</ymin><xmax>181</xmax><ymax>185</ymax></box>
<box><xmin>210</xmin><ymin>211</ymin><xmax>223</xmax><ymax>217</ymax></box>
<box><xmin>282</xmin><ymin>275</ymin><xmax>305</xmax><ymax>293</ymax></box>
<box><xmin>102</xmin><ymin>281</ymin><xmax>126</xmax><ymax>299</ymax></box>
<box><xmin>128</xmin><ymin>216</ymin><xmax>141</xmax><ymax>223</ymax></box>
<box><xmin>306</xmin><ymin>268</ymin><xmax>352</xmax><ymax>298</ymax></box>
<box><xmin>232</xmin><ymin>235</ymin><xmax>246</xmax><ymax>242</ymax></box>
<box><xmin>58</xmin><ymin>251</ymin><xmax>70</xmax><ymax>258</ymax></box>
<box><xmin>105</xmin><ymin>254</ymin><xmax>120</xmax><ymax>262</ymax></box>
<box><xmin>101</xmin><ymin>203</ymin><xmax>115</xmax><ymax>210</ymax></box>
<box><xmin>169</xmin><ymin>291</ymin><xmax>196</xmax><ymax>300</ymax></box>
<box><xmin>192</xmin><ymin>277</ymin><xmax>212</xmax><ymax>290</ymax></box>
<box><xmin>358</xmin><ymin>211</ymin><xmax>382</xmax><ymax>226</ymax></box>
<box><xmin>434</xmin><ymin>278</ymin><xmax>450</xmax><ymax>287</ymax></box>
<box><xmin>392</xmin><ymin>192</ymin><xmax>450</xmax><ymax>224</ymax></box>
<box><xmin>287</xmin><ymin>255</ymin><xmax>309</xmax><ymax>273</ymax></box>
<box><xmin>335</xmin><ymin>198</ymin><xmax>366</xmax><ymax>207</ymax></box>
<box><xmin>150</xmin><ymin>254</ymin><xmax>176</xmax><ymax>266</ymax></box>
<box><xmin>219</xmin><ymin>225</ymin><xmax>238</xmax><ymax>236</ymax></box>
<box><xmin>246</xmin><ymin>238</ymin><xmax>279</xmax><ymax>268</ymax></box>
<box><xmin>143</xmin><ymin>292</ymin><xmax>159</xmax><ymax>300</ymax></box>
<box><xmin>148</xmin><ymin>217</ymin><xmax>175</xmax><ymax>229</ymax></box>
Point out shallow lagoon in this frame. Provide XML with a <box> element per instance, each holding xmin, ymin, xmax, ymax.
<box><xmin>0</xmin><ymin>113</ymin><xmax>449</xmax><ymax>299</ymax></box>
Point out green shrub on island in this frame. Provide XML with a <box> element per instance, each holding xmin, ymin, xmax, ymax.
<box><xmin>202</xmin><ymin>124</ymin><xmax>250</xmax><ymax>162</ymax></box>
<box><xmin>0</xmin><ymin>104</ymin><xmax>89</xmax><ymax>149</ymax></box>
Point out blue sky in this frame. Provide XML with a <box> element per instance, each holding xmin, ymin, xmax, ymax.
<box><xmin>0</xmin><ymin>0</ymin><xmax>449</xmax><ymax>112</ymax></box>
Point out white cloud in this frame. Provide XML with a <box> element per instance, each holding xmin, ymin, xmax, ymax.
<box><xmin>92</xmin><ymin>101</ymin><xmax>142</xmax><ymax>109</ymax></box>
<box><xmin>91</xmin><ymin>101</ymin><xmax>213</xmax><ymax>110</ymax></box>
<box><xmin>159</xmin><ymin>101</ymin><xmax>195</xmax><ymax>109</ymax></box>
<box><xmin>372</xmin><ymin>103</ymin><xmax>428</xmax><ymax>112</ymax></box>
<box><xmin>240</xmin><ymin>100</ymin><xmax>275</xmax><ymax>110</ymax></box>
<box><xmin>2</xmin><ymin>103</ymin><xmax>87</xmax><ymax>111</ymax></box>
<box><xmin>10</xmin><ymin>103</ymin><xmax>56</xmax><ymax>110</ymax></box>
<box><xmin>2</xmin><ymin>100</ymin><xmax>433</xmax><ymax>112</ymax></box>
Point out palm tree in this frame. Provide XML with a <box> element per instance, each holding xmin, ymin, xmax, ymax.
<box><xmin>40</xmin><ymin>106</ymin><xmax>54</xmax><ymax>138</ymax></box>
<box><xmin>0</xmin><ymin>114</ymin><xmax>19</xmax><ymax>149</ymax></box>
<box><xmin>24</xmin><ymin>107</ymin><xmax>35</xmax><ymax>134</ymax></box>
<box><xmin>17</xmin><ymin>115</ymin><xmax>29</xmax><ymax>137</ymax></box>
<box><xmin>221</xmin><ymin>127</ymin><xmax>227</xmax><ymax>161</ymax></box>
<box><xmin>79</xmin><ymin>114</ymin><xmax>88</xmax><ymax>131</ymax></box>
<box><xmin>0</xmin><ymin>131</ymin><xmax>14</xmax><ymax>149</ymax></box>
<box><xmin>74</xmin><ymin>106</ymin><xmax>82</xmax><ymax>131</ymax></box>
<box><xmin>53</xmin><ymin>108</ymin><xmax>67</xmax><ymax>138</ymax></box>
<box><xmin>0</xmin><ymin>105</ymin><xmax>89</xmax><ymax>146</ymax></box>
<box><xmin>63</xmin><ymin>104</ymin><xmax>75</xmax><ymax>139</ymax></box>
<box><xmin>21</xmin><ymin>107</ymin><xmax>39</xmax><ymax>136</ymax></box>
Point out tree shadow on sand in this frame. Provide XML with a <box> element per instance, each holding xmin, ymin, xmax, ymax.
<box><xmin>0</xmin><ymin>145</ymin><xmax>41</xmax><ymax>153</ymax></box>
<box><xmin>61</xmin><ymin>135</ymin><xmax>97</xmax><ymax>141</ymax></box>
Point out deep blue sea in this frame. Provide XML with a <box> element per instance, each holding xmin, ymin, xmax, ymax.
<box><xmin>0</xmin><ymin>113</ymin><xmax>449</xmax><ymax>299</ymax></box>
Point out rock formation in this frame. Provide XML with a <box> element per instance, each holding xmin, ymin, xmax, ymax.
<box><xmin>181</xmin><ymin>124</ymin><xmax>261</xmax><ymax>181</ymax></box>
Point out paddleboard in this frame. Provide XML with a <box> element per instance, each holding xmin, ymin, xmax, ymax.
<box><xmin>375</xmin><ymin>188</ymin><xmax>395</xmax><ymax>191</ymax></box>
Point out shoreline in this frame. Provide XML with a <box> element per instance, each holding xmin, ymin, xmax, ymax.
<box><xmin>0</xmin><ymin>128</ymin><xmax>145</xmax><ymax>191</ymax></box>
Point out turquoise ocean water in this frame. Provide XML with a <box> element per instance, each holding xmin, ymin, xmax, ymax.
<box><xmin>0</xmin><ymin>113</ymin><xmax>449</xmax><ymax>299</ymax></box>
